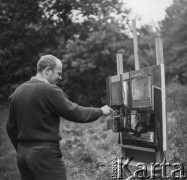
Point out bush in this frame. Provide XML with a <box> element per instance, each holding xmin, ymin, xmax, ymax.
<box><xmin>166</xmin><ymin>82</ymin><xmax>187</xmax><ymax>112</ymax></box>
<box><xmin>168</xmin><ymin>110</ymin><xmax>187</xmax><ymax>167</ymax></box>
<box><xmin>0</xmin><ymin>106</ymin><xmax>20</xmax><ymax>180</ymax></box>
<box><xmin>167</xmin><ymin>83</ymin><xmax>187</xmax><ymax>176</ymax></box>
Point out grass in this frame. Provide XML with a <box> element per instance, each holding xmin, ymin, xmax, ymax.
<box><xmin>59</xmin><ymin>117</ymin><xmax>120</xmax><ymax>180</ymax></box>
<box><xmin>0</xmin><ymin>106</ymin><xmax>20</xmax><ymax>180</ymax></box>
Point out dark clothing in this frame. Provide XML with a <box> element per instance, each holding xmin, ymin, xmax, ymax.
<box><xmin>17</xmin><ymin>144</ymin><xmax>67</xmax><ymax>180</ymax></box>
<box><xmin>6</xmin><ymin>79</ymin><xmax>103</xmax><ymax>150</ymax></box>
<box><xmin>6</xmin><ymin>79</ymin><xmax>103</xmax><ymax>180</ymax></box>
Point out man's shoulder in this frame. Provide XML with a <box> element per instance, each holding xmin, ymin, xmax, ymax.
<box><xmin>39</xmin><ymin>83</ymin><xmax>68</xmax><ymax>99</ymax></box>
<box><xmin>29</xmin><ymin>81</ymin><xmax>65</xmax><ymax>95</ymax></box>
<box><xmin>11</xmin><ymin>80</ymin><xmax>55</xmax><ymax>95</ymax></box>
<box><xmin>10</xmin><ymin>80</ymin><xmax>65</xmax><ymax>99</ymax></box>
<box><xmin>46</xmin><ymin>84</ymin><xmax>67</xmax><ymax>97</ymax></box>
<box><xmin>23</xmin><ymin>80</ymin><xmax>55</xmax><ymax>89</ymax></box>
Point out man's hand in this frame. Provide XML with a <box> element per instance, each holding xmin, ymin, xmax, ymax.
<box><xmin>100</xmin><ymin>105</ymin><xmax>114</xmax><ymax>116</ymax></box>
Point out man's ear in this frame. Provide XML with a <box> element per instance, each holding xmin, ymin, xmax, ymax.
<box><xmin>45</xmin><ymin>67</ymin><xmax>51</xmax><ymax>76</ymax></box>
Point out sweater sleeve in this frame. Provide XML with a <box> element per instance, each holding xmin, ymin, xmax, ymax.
<box><xmin>48</xmin><ymin>86</ymin><xmax>103</xmax><ymax>123</ymax></box>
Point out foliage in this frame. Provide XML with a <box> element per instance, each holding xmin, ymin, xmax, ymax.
<box><xmin>166</xmin><ymin>81</ymin><xmax>187</xmax><ymax>112</ymax></box>
<box><xmin>166</xmin><ymin>82</ymin><xmax>187</xmax><ymax>175</ymax></box>
<box><xmin>0</xmin><ymin>0</ymin><xmax>165</xmax><ymax>107</ymax></box>
<box><xmin>0</xmin><ymin>106</ymin><xmax>20</xmax><ymax>180</ymax></box>
<box><xmin>62</xmin><ymin>23</ymin><xmax>133</xmax><ymax>106</ymax></box>
<box><xmin>0</xmin><ymin>0</ymin><xmax>65</xmax><ymax>101</ymax></box>
<box><xmin>160</xmin><ymin>0</ymin><xmax>187</xmax><ymax>84</ymax></box>
<box><xmin>168</xmin><ymin>110</ymin><xmax>187</xmax><ymax>167</ymax></box>
<box><xmin>138</xmin><ymin>25</ymin><xmax>157</xmax><ymax>68</ymax></box>
<box><xmin>44</xmin><ymin>0</ymin><xmax>134</xmax><ymax>106</ymax></box>
<box><xmin>0</xmin><ymin>0</ymin><xmax>133</xmax><ymax>107</ymax></box>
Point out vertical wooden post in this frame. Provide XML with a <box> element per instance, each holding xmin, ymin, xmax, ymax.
<box><xmin>155</xmin><ymin>37</ymin><xmax>169</xmax><ymax>175</ymax></box>
<box><xmin>116</xmin><ymin>54</ymin><xmax>128</xmax><ymax>180</ymax></box>
<box><xmin>116</xmin><ymin>54</ymin><xmax>123</xmax><ymax>75</ymax></box>
<box><xmin>161</xmin><ymin>65</ymin><xmax>167</xmax><ymax>152</ymax></box>
<box><xmin>155</xmin><ymin>37</ymin><xmax>164</xmax><ymax>65</ymax></box>
<box><xmin>116</xmin><ymin>53</ymin><xmax>124</xmax><ymax>145</ymax></box>
<box><xmin>132</xmin><ymin>19</ymin><xmax>140</xmax><ymax>70</ymax></box>
<box><xmin>155</xmin><ymin>38</ymin><xmax>167</xmax><ymax>151</ymax></box>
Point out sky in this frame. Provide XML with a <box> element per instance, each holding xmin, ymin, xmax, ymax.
<box><xmin>124</xmin><ymin>0</ymin><xmax>173</xmax><ymax>26</ymax></box>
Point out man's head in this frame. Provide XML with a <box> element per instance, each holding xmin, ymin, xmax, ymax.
<box><xmin>37</xmin><ymin>55</ymin><xmax>62</xmax><ymax>84</ymax></box>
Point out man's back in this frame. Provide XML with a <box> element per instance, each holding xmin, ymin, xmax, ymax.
<box><xmin>9</xmin><ymin>79</ymin><xmax>62</xmax><ymax>143</ymax></box>
<box><xmin>7</xmin><ymin>79</ymin><xmax>103</xmax><ymax>149</ymax></box>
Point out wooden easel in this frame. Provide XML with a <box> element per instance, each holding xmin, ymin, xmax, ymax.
<box><xmin>115</xmin><ymin>19</ymin><xmax>168</xmax><ymax>180</ymax></box>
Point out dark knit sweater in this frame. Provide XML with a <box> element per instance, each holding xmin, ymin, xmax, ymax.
<box><xmin>6</xmin><ymin>79</ymin><xmax>103</xmax><ymax>150</ymax></box>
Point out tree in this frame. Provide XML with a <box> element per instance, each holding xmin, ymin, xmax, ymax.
<box><xmin>160</xmin><ymin>0</ymin><xmax>187</xmax><ymax>84</ymax></box>
<box><xmin>62</xmin><ymin>22</ymin><xmax>133</xmax><ymax>106</ymax></box>
<box><xmin>0</xmin><ymin>0</ymin><xmax>63</xmax><ymax>101</ymax></box>
<box><xmin>138</xmin><ymin>25</ymin><xmax>157</xmax><ymax>69</ymax></box>
<box><xmin>0</xmin><ymin>0</ymin><xmax>133</xmax><ymax>106</ymax></box>
<box><xmin>59</xmin><ymin>0</ymin><xmax>134</xmax><ymax>106</ymax></box>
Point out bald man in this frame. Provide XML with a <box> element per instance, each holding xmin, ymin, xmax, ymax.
<box><xmin>6</xmin><ymin>55</ymin><xmax>113</xmax><ymax>180</ymax></box>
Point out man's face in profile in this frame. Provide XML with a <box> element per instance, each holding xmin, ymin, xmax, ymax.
<box><xmin>48</xmin><ymin>62</ymin><xmax>62</xmax><ymax>84</ymax></box>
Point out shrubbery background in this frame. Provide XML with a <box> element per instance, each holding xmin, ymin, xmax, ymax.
<box><xmin>167</xmin><ymin>82</ymin><xmax>187</xmax><ymax>170</ymax></box>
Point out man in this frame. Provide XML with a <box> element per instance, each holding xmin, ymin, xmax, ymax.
<box><xmin>6</xmin><ymin>55</ymin><xmax>113</xmax><ymax>180</ymax></box>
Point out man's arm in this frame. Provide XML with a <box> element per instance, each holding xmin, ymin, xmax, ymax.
<box><xmin>48</xmin><ymin>86</ymin><xmax>113</xmax><ymax>123</ymax></box>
